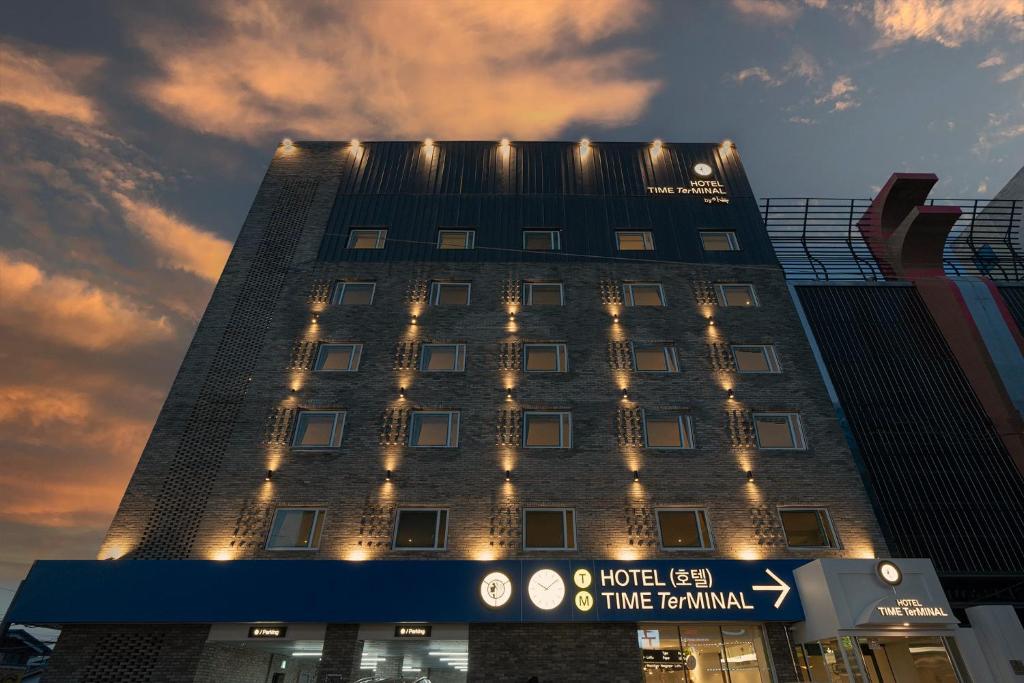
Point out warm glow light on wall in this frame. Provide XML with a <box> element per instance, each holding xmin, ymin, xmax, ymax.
<box><xmin>579</xmin><ymin>138</ymin><xmax>591</xmax><ymax>155</ymax></box>
<box><xmin>211</xmin><ymin>548</ymin><xmax>237</xmax><ymax>562</ymax></box>
<box><xmin>720</xmin><ymin>139</ymin><xmax>735</xmax><ymax>154</ymax></box>
<box><xmin>281</xmin><ymin>138</ymin><xmax>294</xmax><ymax>150</ymax></box>
<box><xmin>423</xmin><ymin>138</ymin><xmax>434</xmax><ymax>148</ymax></box>
<box><xmin>650</xmin><ymin>139</ymin><xmax>663</xmax><ymax>158</ymax></box>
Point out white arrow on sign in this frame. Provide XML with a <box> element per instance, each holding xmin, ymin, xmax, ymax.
<box><xmin>752</xmin><ymin>569</ymin><xmax>791</xmax><ymax>608</ymax></box>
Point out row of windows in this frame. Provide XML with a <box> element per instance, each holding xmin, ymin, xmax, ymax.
<box><xmin>347</xmin><ymin>228</ymin><xmax>743</xmax><ymax>253</ymax></box>
<box><xmin>332</xmin><ymin>281</ymin><xmax>759</xmax><ymax>307</ymax></box>
<box><xmin>313</xmin><ymin>341</ymin><xmax>781</xmax><ymax>374</ymax></box>
<box><xmin>266</xmin><ymin>506</ymin><xmax>839</xmax><ymax>552</ymax></box>
<box><xmin>293</xmin><ymin>410</ymin><xmax>807</xmax><ymax>450</ymax></box>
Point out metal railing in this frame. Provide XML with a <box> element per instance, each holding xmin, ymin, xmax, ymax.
<box><xmin>761</xmin><ymin>197</ymin><xmax>1023</xmax><ymax>281</ymax></box>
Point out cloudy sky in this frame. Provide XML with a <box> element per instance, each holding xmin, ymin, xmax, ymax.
<box><xmin>0</xmin><ymin>0</ymin><xmax>1021</xmax><ymax>610</ymax></box>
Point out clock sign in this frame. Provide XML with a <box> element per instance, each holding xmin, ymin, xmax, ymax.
<box><xmin>693</xmin><ymin>163</ymin><xmax>713</xmax><ymax>177</ymax></box>
<box><xmin>480</xmin><ymin>571</ymin><xmax>513</xmax><ymax>608</ymax></box>
<box><xmin>876</xmin><ymin>561</ymin><xmax>903</xmax><ymax>586</ymax></box>
<box><xmin>528</xmin><ymin>569</ymin><xmax>566</xmax><ymax>610</ymax></box>
<box><xmin>573</xmin><ymin>568</ymin><xmax>592</xmax><ymax>589</ymax></box>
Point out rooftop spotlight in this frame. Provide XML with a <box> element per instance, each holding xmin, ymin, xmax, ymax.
<box><xmin>423</xmin><ymin>138</ymin><xmax>434</xmax><ymax>148</ymax></box>
<box><xmin>281</xmin><ymin>138</ymin><xmax>294</xmax><ymax>149</ymax></box>
<box><xmin>579</xmin><ymin>138</ymin><xmax>591</xmax><ymax>154</ymax></box>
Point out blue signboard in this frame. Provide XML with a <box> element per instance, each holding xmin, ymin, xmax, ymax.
<box><xmin>6</xmin><ymin>559</ymin><xmax>807</xmax><ymax>625</ymax></box>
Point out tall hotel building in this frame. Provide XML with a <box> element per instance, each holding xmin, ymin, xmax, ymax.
<box><xmin>5</xmin><ymin>141</ymin><xmax>1014</xmax><ymax>682</ymax></box>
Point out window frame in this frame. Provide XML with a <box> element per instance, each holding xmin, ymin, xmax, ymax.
<box><xmin>265</xmin><ymin>508</ymin><xmax>325</xmax><ymax>551</ymax></box>
<box><xmin>623</xmin><ymin>282</ymin><xmax>666</xmax><ymax>307</ymax></box>
<box><xmin>523</xmin><ymin>343</ymin><xmax>569</xmax><ymax>373</ymax></box>
<box><xmin>642</xmin><ymin>411</ymin><xmax>695</xmax><ymax>449</ymax></box>
<box><xmin>715</xmin><ymin>283</ymin><xmax>760</xmax><ymax>307</ymax></box>
<box><xmin>523</xmin><ymin>281</ymin><xmax>564</xmax><ymax>306</ymax></box>
<box><xmin>655</xmin><ymin>508</ymin><xmax>714</xmax><ymax>551</ymax></box>
<box><xmin>522</xmin><ymin>411</ymin><xmax>573</xmax><ymax>448</ymax></box>
<box><xmin>522</xmin><ymin>508</ymin><xmax>577</xmax><ymax>551</ymax></box>
<box><xmin>346</xmin><ymin>228</ymin><xmax>388</xmax><ymax>249</ymax></box>
<box><xmin>615</xmin><ymin>230</ymin><xmax>655</xmax><ymax>251</ymax></box>
<box><xmin>392</xmin><ymin>508</ymin><xmax>449</xmax><ymax>551</ymax></box>
<box><xmin>732</xmin><ymin>345</ymin><xmax>782</xmax><ymax>374</ymax></box>
<box><xmin>522</xmin><ymin>229</ymin><xmax>561</xmax><ymax>251</ymax></box>
<box><xmin>419</xmin><ymin>343</ymin><xmax>467</xmax><ymax>372</ymax></box>
<box><xmin>752</xmin><ymin>412</ymin><xmax>807</xmax><ymax>450</ymax></box>
<box><xmin>630</xmin><ymin>341</ymin><xmax>680</xmax><ymax>373</ymax></box>
<box><xmin>331</xmin><ymin>281</ymin><xmax>376</xmax><ymax>305</ymax></box>
<box><xmin>429</xmin><ymin>281</ymin><xmax>472</xmax><ymax>306</ymax></box>
<box><xmin>779</xmin><ymin>508</ymin><xmax>840</xmax><ymax>549</ymax></box>
<box><xmin>291</xmin><ymin>410</ymin><xmax>346</xmax><ymax>450</ymax></box>
<box><xmin>408</xmin><ymin>411</ymin><xmax>461</xmax><ymax>448</ymax></box>
<box><xmin>699</xmin><ymin>230</ymin><xmax>740</xmax><ymax>252</ymax></box>
<box><xmin>313</xmin><ymin>343</ymin><xmax>363</xmax><ymax>372</ymax></box>
<box><xmin>437</xmin><ymin>229</ymin><xmax>476</xmax><ymax>250</ymax></box>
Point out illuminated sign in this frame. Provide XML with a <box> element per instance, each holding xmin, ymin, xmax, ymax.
<box><xmin>527</xmin><ymin>569</ymin><xmax>565</xmax><ymax>610</ymax></box>
<box><xmin>693</xmin><ymin>163</ymin><xmax>713</xmax><ymax>177</ymax></box>
<box><xmin>394</xmin><ymin>624</ymin><xmax>431</xmax><ymax>637</ymax></box>
<box><xmin>642</xmin><ymin>649</ymin><xmax>684</xmax><ymax>663</ymax></box>
<box><xmin>248</xmin><ymin>626</ymin><xmax>287</xmax><ymax>638</ymax></box>
<box><xmin>876</xmin><ymin>560</ymin><xmax>902</xmax><ymax>586</ymax></box>
<box><xmin>875</xmin><ymin>598</ymin><xmax>949</xmax><ymax>618</ymax></box>
<box><xmin>480</xmin><ymin>571</ymin><xmax>512</xmax><ymax>608</ymax></box>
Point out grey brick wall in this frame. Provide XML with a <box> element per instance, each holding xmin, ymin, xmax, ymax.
<box><xmin>44</xmin><ymin>624</ymin><xmax>210</xmax><ymax>682</ymax></box>
<box><xmin>316</xmin><ymin>623</ymin><xmax>360</xmax><ymax>683</ymax></box>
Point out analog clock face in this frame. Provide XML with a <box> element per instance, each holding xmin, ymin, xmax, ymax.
<box><xmin>480</xmin><ymin>571</ymin><xmax>512</xmax><ymax>608</ymax></box>
<box><xmin>876</xmin><ymin>561</ymin><xmax>902</xmax><ymax>586</ymax></box>
<box><xmin>528</xmin><ymin>569</ymin><xmax>566</xmax><ymax>610</ymax></box>
<box><xmin>693</xmin><ymin>163</ymin><xmax>713</xmax><ymax>177</ymax></box>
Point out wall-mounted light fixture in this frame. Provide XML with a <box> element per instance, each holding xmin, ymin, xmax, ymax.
<box><xmin>621</xmin><ymin>388</ymin><xmax>629</xmax><ymax>399</ymax></box>
<box><xmin>506</xmin><ymin>388</ymin><xmax>513</xmax><ymax>400</ymax></box>
<box><xmin>423</xmin><ymin>138</ymin><xmax>434</xmax><ymax>148</ymax></box>
<box><xmin>727</xmin><ymin>388</ymin><xmax>735</xmax><ymax>400</ymax></box>
<box><xmin>612</xmin><ymin>313</ymin><xmax>620</xmax><ymax>324</ymax></box>
<box><xmin>281</xmin><ymin>138</ymin><xmax>294</xmax><ymax>150</ymax></box>
<box><xmin>720</xmin><ymin>139</ymin><xmax>735</xmax><ymax>153</ymax></box>
<box><xmin>265</xmin><ymin>470</ymin><xmax>274</xmax><ymax>481</ymax></box>
<box><xmin>386</xmin><ymin>470</ymin><xmax>392</xmax><ymax>482</ymax></box>
<box><xmin>505</xmin><ymin>470</ymin><xmax>512</xmax><ymax>482</ymax></box>
<box><xmin>746</xmin><ymin>470</ymin><xmax>754</xmax><ymax>483</ymax></box>
<box><xmin>633</xmin><ymin>470</ymin><xmax>640</xmax><ymax>483</ymax></box>
<box><xmin>410</xmin><ymin>314</ymin><xmax>418</xmax><ymax>325</ymax></box>
<box><xmin>579</xmin><ymin>138</ymin><xmax>591</xmax><ymax>155</ymax></box>
<box><xmin>508</xmin><ymin>312</ymin><xmax>516</xmax><ymax>322</ymax></box>
<box><xmin>651</xmin><ymin>139</ymin><xmax>663</xmax><ymax>156</ymax></box>
<box><xmin>399</xmin><ymin>387</ymin><xmax>406</xmax><ymax>399</ymax></box>
<box><xmin>707</xmin><ymin>316</ymin><xmax>715</xmax><ymax>327</ymax></box>
<box><xmin>499</xmin><ymin>138</ymin><xmax>510</xmax><ymax>149</ymax></box>
<box><xmin>349</xmin><ymin>138</ymin><xmax>361</xmax><ymax>151</ymax></box>
<box><xmin>311</xmin><ymin>313</ymin><xmax>319</xmax><ymax>324</ymax></box>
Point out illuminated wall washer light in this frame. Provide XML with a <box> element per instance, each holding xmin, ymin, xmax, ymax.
<box><xmin>651</xmin><ymin>139</ymin><xmax>663</xmax><ymax>155</ymax></box>
<box><xmin>579</xmin><ymin>138</ymin><xmax>591</xmax><ymax>154</ymax></box>
<box><xmin>621</xmin><ymin>388</ymin><xmax>629</xmax><ymax>399</ymax></box>
<box><xmin>281</xmin><ymin>138</ymin><xmax>294</xmax><ymax>149</ymax></box>
<box><xmin>746</xmin><ymin>470</ymin><xmax>754</xmax><ymax>483</ymax></box>
<box><xmin>500</xmin><ymin>138</ymin><xmax>510</xmax><ymax>148</ymax></box>
<box><xmin>633</xmin><ymin>470</ymin><xmax>640</xmax><ymax>483</ymax></box>
<box><xmin>506</xmin><ymin>388</ymin><xmax>513</xmax><ymax>400</ymax></box>
<box><xmin>508</xmin><ymin>312</ymin><xmax>516</xmax><ymax>322</ymax></box>
<box><xmin>399</xmin><ymin>387</ymin><xmax>406</xmax><ymax>399</ymax></box>
<box><xmin>423</xmin><ymin>138</ymin><xmax>434</xmax><ymax>147</ymax></box>
<box><xmin>707</xmin><ymin>316</ymin><xmax>715</xmax><ymax>326</ymax></box>
<box><xmin>350</xmin><ymin>138</ymin><xmax>360</xmax><ymax>148</ymax></box>
<box><xmin>505</xmin><ymin>470</ymin><xmax>511</xmax><ymax>482</ymax></box>
<box><xmin>410</xmin><ymin>314</ymin><xmax>418</xmax><ymax>325</ymax></box>
<box><xmin>612</xmin><ymin>313</ymin><xmax>620</xmax><ymax>323</ymax></box>
<box><xmin>385</xmin><ymin>470</ymin><xmax>392</xmax><ymax>482</ymax></box>
<box><xmin>265</xmin><ymin>470</ymin><xmax>273</xmax><ymax>481</ymax></box>
<box><xmin>727</xmin><ymin>388</ymin><xmax>735</xmax><ymax>400</ymax></box>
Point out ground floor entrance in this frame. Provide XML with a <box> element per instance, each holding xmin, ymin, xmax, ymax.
<box><xmin>638</xmin><ymin>623</ymin><xmax>775</xmax><ymax>683</ymax></box>
<box><xmin>793</xmin><ymin>635</ymin><xmax>969</xmax><ymax>683</ymax></box>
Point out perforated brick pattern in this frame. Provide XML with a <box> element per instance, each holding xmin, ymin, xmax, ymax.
<box><xmin>488</xmin><ymin>498</ymin><xmax>521</xmax><ymax>549</ymax></box>
<box><xmin>309</xmin><ymin>280</ymin><xmax>331</xmax><ymax>305</ymax></box>
<box><xmin>289</xmin><ymin>341</ymin><xmax>318</xmax><ymax>370</ymax></box>
<box><xmin>616</xmin><ymin>408</ymin><xmax>644</xmax><ymax>446</ymax></box>
<box><xmin>406</xmin><ymin>278</ymin><xmax>428</xmax><ymax>303</ymax></box>
<box><xmin>356</xmin><ymin>500</ymin><xmax>396</xmax><ymax>549</ymax></box>
<box><xmin>750</xmin><ymin>506</ymin><xmax>786</xmax><ymax>547</ymax></box>
<box><xmin>501</xmin><ymin>279</ymin><xmax>521</xmax><ymax>305</ymax></box>
<box><xmin>498</xmin><ymin>342</ymin><xmax>522</xmax><ymax>370</ymax></box>
<box><xmin>625</xmin><ymin>505</ymin><xmax>658</xmax><ymax>548</ymax></box>
<box><xmin>134</xmin><ymin>178</ymin><xmax>319</xmax><ymax>559</ymax></box>
<box><xmin>496</xmin><ymin>409</ymin><xmax>522</xmax><ymax>446</ymax></box>
<box><xmin>708</xmin><ymin>343</ymin><xmax>736</xmax><ymax>371</ymax></box>
<box><xmin>607</xmin><ymin>341</ymin><xmax>632</xmax><ymax>369</ymax></box>
<box><xmin>599</xmin><ymin>278</ymin><xmax>622</xmax><ymax>305</ymax></box>
<box><xmin>378</xmin><ymin>408</ymin><xmax>410</xmax><ymax>445</ymax></box>
<box><xmin>393</xmin><ymin>341</ymin><xmax>421</xmax><ymax>370</ymax></box>
<box><xmin>693</xmin><ymin>280</ymin><xmax>717</xmax><ymax>306</ymax></box>
<box><xmin>727</xmin><ymin>409</ymin><xmax>756</xmax><ymax>447</ymax></box>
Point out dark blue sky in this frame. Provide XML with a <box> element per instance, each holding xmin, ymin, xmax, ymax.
<box><xmin>0</xmin><ymin>0</ymin><xmax>1021</xmax><ymax>609</ymax></box>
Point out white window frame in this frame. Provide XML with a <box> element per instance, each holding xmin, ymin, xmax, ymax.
<box><xmin>408</xmin><ymin>411</ymin><xmax>460</xmax><ymax>448</ymax></box>
<box><xmin>655</xmin><ymin>509</ymin><xmax>714</xmax><ymax>551</ymax></box>
<box><xmin>314</xmin><ymin>343</ymin><xmax>362</xmax><ymax>372</ymax></box>
<box><xmin>700</xmin><ymin>230</ymin><xmax>740</xmax><ymax>252</ymax></box>
<box><xmin>522</xmin><ymin>229</ymin><xmax>561</xmax><ymax>251</ymax></box>
<box><xmin>523</xmin><ymin>281</ymin><xmax>564</xmax><ymax>306</ymax></box>
<box><xmin>392</xmin><ymin>508</ymin><xmax>449</xmax><ymax>551</ymax></box>
<box><xmin>732</xmin><ymin>345</ymin><xmax>782</xmax><ymax>374</ymax></box>
<box><xmin>291</xmin><ymin>410</ymin><xmax>346</xmax><ymax>449</ymax></box>
<box><xmin>522</xmin><ymin>508</ymin><xmax>576</xmax><ymax>550</ymax></box>
<box><xmin>715</xmin><ymin>283</ymin><xmax>760</xmax><ymax>307</ymax></box>
<box><xmin>346</xmin><ymin>228</ymin><xmax>388</xmax><ymax>249</ymax></box>
<box><xmin>615</xmin><ymin>230</ymin><xmax>655</xmax><ymax>251</ymax></box>
<box><xmin>642</xmin><ymin>412</ymin><xmax>694</xmax><ymax>449</ymax></box>
<box><xmin>437</xmin><ymin>229</ymin><xmax>475</xmax><ymax>250</ymax></box>
<box><xmin>753</xmin><ymin>413</ymin><xmax>807</xmax><ymax>450</ymax></box>
<box><xmin>523</xmin><ymin>343</ymin><xmax>568</xmax><ymax>373</ymax></box>
<box><xmin>779</xmin><ymin>508</ymin><xmax>840</xmax><ymax>549</ymax></box>
<box><xmin>630</xmin><ymin>342</ymin><xmax>679</xmax><ymax>373</ymax></box>
<box><xmin>429</xmin><ymin>281</ymin><xmax>472</xmax><ymax>306</ymax></box>
<box><xmin>332</xmin><ymin>281</ymin><xmax>376</xmax><ymax>305</ymax></box>
<box><xmin>523</xmin><ymin>411</ymin><xmax>572</xmax><ymax>448</ymax></box>
<box><xmin>419</xmin><ymin>343</ymin><xmax>467</xmax><ymax>372</ymax></box>
<box><xmin>265</xmin><ymin>508</ymin><xmax>325</xmax><ymax>551</ymax></box>
<box><xmin>623</xmin><ymin>282</ymin><xmax>666</xmax><ymax>307</ymax></box>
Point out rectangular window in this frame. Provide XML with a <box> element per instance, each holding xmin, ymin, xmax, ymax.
<box><xmin>409</xmin><ymin>411</ymin><xmax>460</xmax><ymax>447</ymax></box>
<box><xmin>346</xmin><ymin>228</ymin><xmax>387</xmax><ymax>249</ymax></box>
<box><xmin>393</xmin><ymin>509</ymin><xmax>448</xmax><ymax>550</ymax></box>
<box><xmin>523</xmin><ymin>411</ymin><xmax>572</xmax><ymax>448</ymax></box>
<box><xmin>332</xmin><ymin>281</ymin><xmax>376</xmax><ymax>305</ymax></box>
<box><xmin>780</xmin><ymin>508</ymin><xmax>839</xmax><ymax>548</ymax></box>
<box><xmin>420</xmin><ymin>343</ymin><xmax>466</xmax><ymax>372</ymax></box>
<box><xmin>314</xmin><ymin>344</ymin><xmax>362</xmax><ymax>372</ymax></box>
<box><xmin>524</xmin><ymin>282</ymin><xmax>564</xmax><ymax>306</ymax></box>
<box><xmin>623</xmin><ymin>283</ymin><xmax>666</xmax><ymax>307</ymax></box>
<box><xmin>643</xmin><ymin>412</ymin><xmax>694</xmax><ymax>449</ymax></box>
<box><xmin>523</xmin><ymin>509</ymin><xmax>576</xmax><ymax>550</ymax></box>
<box><xmin>266</xmin><ymin>508</ymin><xmax>324</xmax><ymax>550</ymax></box>
<box><xmin>437</xmin><ymin>229</ymin><xmax>475</xmax><ymax>250</ymax></box>
<box><xmin>753</xmin><ymin>413</ymin><xmax>806</xmax><ymax>450</ymax></box>
<box><xmin>733</xmin><ymin>345</ymin><xmax>781</xmax><ymax>374</ymax></box>
<box><xmin>523</xmin><ymin>343</ymin><xmax>568</xmax><ymax>373</ymax></box>
<box><xmin>429</xmin><ymin>281</ymin><xmax>471</xmax><ymax>305</ymax></box>
<box><xmin>656</xmin><ymin>509</ymin><xmax>713</xmax><ymax>550</ymax></box>
<box><xmin>700</xmin><ymin>230</ymin><xmax>740</xmax><ymax>251</ymax></box>
<box><xmin>715</xmin><ymin>283</ymin><xmax>759</xmax><ymax>307</ymax></box>
<box><xmin>631</xmin><ymin>342</ymin><xmax>679</xmax><ymax>373</ymax></box>
<box><xmin>616</xmin><ymin>230</ymin><xmax>655</xmax><ymax>251</ymax></box>
<box><xmin>523</xmin><ymin>230</ymin><xmax>561</xmax><ymax>251</ymax></box>
<box><xmin>292</xmin><ymin>411</ymin><xmax>345</xmax><ymax>449</ymax></box>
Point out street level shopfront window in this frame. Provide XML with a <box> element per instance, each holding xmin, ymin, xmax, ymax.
<box><xmin>638</xmin><ymin>623</ymin><xmax>772</xmax><ymax>683</ymax></box>
<box><xmin>793</xmin><ymin>636</ymin><xmax>968</xmax><ymax>683</ymax></box>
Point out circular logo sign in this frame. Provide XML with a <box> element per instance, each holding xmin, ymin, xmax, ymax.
<box><xmin>527</xmin><ymin>569</ymin><xmax>566</xmax><ymax>610</ymax></box>
<box><xmin>573</xmin><ymin>568</ymin><xmax>593</xmax><ymax>589</ymax></box>
<box><xmin>876</xmin><ymin>560</ymin><xmax>903</xmax><ymax>586</ymax></box>
<box><xmin>693</xmin><ymin>163</ymin><xmax>713</xmax><ymax>177</ymax></box>
<box><xmin>574</xmin><ymin>590</ymin><xmax>594</xmax><ymax>612</ymax></box>
<box><xmin>480</xmin><ymin>571</ymin><xmax>512</xmax><ymax>607</ymax></box>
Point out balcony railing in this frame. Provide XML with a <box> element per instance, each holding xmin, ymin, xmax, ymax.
<box><xmin>761</xmin><ymin>197</ymin><xmax>1023</xmax><ymax>281</ymax></box>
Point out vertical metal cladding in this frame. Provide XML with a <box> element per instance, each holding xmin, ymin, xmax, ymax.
<box><xmin>317</xmin><ymin>141</ymin><xmax>776</xmax><ymax>265</ymax></box>
<box><xmin>999</xmin><ymin>284</ymin><xmax>1024</xmax><ymax>333</ymax></box>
